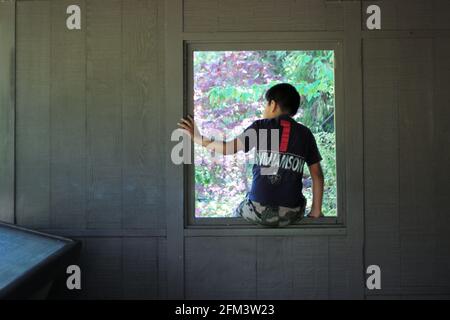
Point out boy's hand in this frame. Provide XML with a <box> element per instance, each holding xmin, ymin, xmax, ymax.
<box><xmin>177</xmin><ymin>114</ymin><xmax>202</xmax><ymax>143</ymax></box>
<box><xmin>307</xmin><ymin>207</ymin><xmax>324</xmax><ymax>218</ymax></box>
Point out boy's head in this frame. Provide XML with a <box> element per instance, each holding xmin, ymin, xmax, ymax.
<box><xmin>263</xmin><ymin>83</ymin><xmax>301</xmax><ymax>119</ymax></box>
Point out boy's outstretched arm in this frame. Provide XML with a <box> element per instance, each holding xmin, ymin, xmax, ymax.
<box><xmin>177</xmin><ymin>115</ymin><xmax>243</xmax><ymax>155</ymax></box>
<box><xmin>308</xmin><ymin>162</ymin><xmax>324</xmax><ymax>218</ymax></box>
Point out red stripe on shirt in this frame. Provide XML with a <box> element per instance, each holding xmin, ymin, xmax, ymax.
<box><xmin>279</xmin><ymin>120</ymin><xmax>291</xmax><ymax>153</ymax></box>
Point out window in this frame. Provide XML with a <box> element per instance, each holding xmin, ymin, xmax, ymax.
<box><xmin>186</xmin><ymin>43</ymin><xmax>342</xmax><ymax>226</ymax></box>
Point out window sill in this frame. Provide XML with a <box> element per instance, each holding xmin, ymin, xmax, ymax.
<box><xmin>184</xmin><ymin>225</ymin><xmax>346</xmax><ymax>237</ymax></box>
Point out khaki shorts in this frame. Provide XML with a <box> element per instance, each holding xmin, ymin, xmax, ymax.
<box><xmin>233</xmin><ymin>193</ymin><xmax>306</xmax><ymax>227</ymax></box>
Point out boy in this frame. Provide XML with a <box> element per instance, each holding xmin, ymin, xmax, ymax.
<box><xmin>178</xmin><ymin>83</ymin><xmax>324</xmax><ymax>227</ymax></box>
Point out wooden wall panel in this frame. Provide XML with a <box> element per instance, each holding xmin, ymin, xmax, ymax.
<box><xmin>16</xmin><ymin>0</ymin><xmax>165</xmax><ymax>231</ymax></box>
<box><xmin>76</xmin><ymin>237</ymin><xmax>166</xmax><ymax>299</ymax></box>
<box><xmin>13</xmin><ymin>0</ymin><xmax>167</xmax><ymax>299</ymax></box>
<box><xmin>164</xmin><ymin>0</ymin><xmax>184</xmax><ymax>299</ymax></box>
<box><xmin>256</xmin><ymin>237</ymin><xmax>328</xmax><ymax>299</ymax></box>
<box><xmin>328</xmin><ymin>236</ymin><xmax>351</xmax><ymax>299</ymax></box>
<box><xmin>255</xmin><ymin>237</ymin><xmax>293</xmax><ymax>299</ymax></box>
<box><xmin>183</xmin><ymin>0</ymin><xmax>344</xmax><ymax>32</ymax></box>
<box><xmin>122</xmin><ymin>238</ymin><xmax>159</xmax><ymax>299</ymax></box>
<box><xmin>364</xmin><ymin>39</ymin><xmax>400</xmax><ymax>207</ymax></box>
<box><xmin>289</xmin><ymin>237</ymin><xmax>328</xmax><ymax>299</ymax></box>
<box><xmin>364</xmin><ymin>39</ymin><xmax>401</xmax><ymax>290</ymax></box>
<box><xmin>16</xmin><ymin>0</ymin><xmax>51</xmax><ymax>228</ymax></box>
<box><xmin>185</xmin><ymin>236</ymin><xmax>329</xmax><ymax>299</ymax></box>
<box><xmin>398</xmin><ymin>39</ymin><xmax>434</xmax><ymax>236</ymax></box>
<box><xmin>85</xmin><ymin>0</ymin><xmax>123</xmax><ymax>229</ymax></box>
<box><xmin>185</xmin><ymin>237</ymin><xmax>257</xmax><ymax>299</ymax></box>
<box><xmin>434</xmin><ymin>39</ymin><xmax>450</xmax><ymax>226</ymax></box>
<box><xmin>365</xmin><ymin>205</ymin><xmax>402</xmax><ymax>290</ymax></box>
<box><xmin>364</xmin><ymin>36</ymin><xmax>450</xmax><ymax>295</ymax></box>
<box><xmin>342</xmin><ymin>2</ymin><xmax>365</xmax><ymax>298</ymax></box>
<box><xmin>397</xmin><ymin>39</ymin><xmax>436</xmax><ymax>286</ymax></box>
<box><xmin>433</xmin><ymin>38</ymin><xmax>450</xmax><ymax>288</ymax></box>
<box><xmin>50</xmin><ymin>0</ymin><xmax>86</xmax><ymax>228</ymax></box>
<box><xmin>400</xmin><ymin>235</ymin><xmax>436</xmax><ymax>287</ymax></box>
<box><xmin>362</xmin><ymin>0</ymin><xmax>450</xmax><ymax>31</ymax></box>
<box><xmin>158</xmin><ymin>238</ymin><xmax>168</xmax><ymax>299</ymax></box>
<box><xmin>0</xmin><ymin>0</ymin><xmax>15</xmax><ymax>224</ymax></box>
<box><xmin>122</xmin><ymin>0</ymin><xmax>165</xmax><ymax>230</ymax></box>
<box><xmin>79</xmin><ymin>237</ymin><xmax>123</xmax><ymax>299</ymax></box>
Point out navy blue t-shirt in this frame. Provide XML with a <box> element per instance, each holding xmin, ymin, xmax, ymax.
<box><xmin>237</xmin><ymin>114</ymin><xmax>322</xmax><ymax>208</ymax></box>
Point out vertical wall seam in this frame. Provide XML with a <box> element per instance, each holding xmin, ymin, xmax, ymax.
<box><xmin>360</xmin><ymin>36</ymin><xmax>367</xmax><ymax>300</ymax></box>
<box><xmin>255</xmin><ymin>237</ymin><xmax>258</xmax><ymax>299</ymax></box>
<box><xmin>360</xmin><ymin>4</ymin><xmax>366</xmax><ymax>300</ymax></box>
<box><xmin>156</xmin><ymin>237</ymin><xmax>160</xmax><ymax>298</ymax></box>
<box><xmin>120</xmin><ymin>0</ymin><xmax>124</xmax><ymax>231</ymax></box>
<box><xmin>13</xmin><ymin>0</ymin><xmax>17</xmax><ymax>225</ymax></box>
<box><xmin>49</xmin><ymin>0</ymin><xmax>53</xmax><ymax>228</ymax></box>
<box><xmin>343</xmin><ymin>0</ymin><xmax>365</xmax><ymax>299</ymax></box>
<box><xmin>327</xmin><ymin>236</ymin><xmax>330</xmax><ymax>299</ymax></box>
<box><xmin>165</xmin><ymin>0</ymin><xmax>185</xmax><ymax>299</ymax></box>
<box><xmin>431</xmin><ymin>36</ymin><xmax>436</xmax><ymax>237</ymax></box>
<box><xmin>396</xmin><ymin>40</ymin><xmax>401</xmax><ymax>289</ymax></box>
<box><xmin>180</xmin><ymin>0</ymin><xmax>184</xmax><ymax>33</ymax></box>
<box><xmin>120</xmin><ymin>0</ymin><xmax>125</xmax><ymax>299</ymax></box>
<box><xmin>84</xmin><ymin>0</ymin><xmax>88</xmax><ymax>230</ymax></box>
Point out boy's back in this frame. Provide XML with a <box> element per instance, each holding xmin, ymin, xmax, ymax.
<box><xmin>239</xmin><ymin>114</ymin><xmax>322</xmax><ymax>208</ymax></box>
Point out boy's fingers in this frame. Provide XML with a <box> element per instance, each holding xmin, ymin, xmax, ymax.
<box><xmin>178</xmin><ymin>119</ymin><xmax>192</xmax><ymax>128</ymax></box>
<box><xmin>177</xmin><ymin>123</ymin><xmax>188</xmax><ymax>129</ymax></box>
<box><xmin>178</xmin><ymin>119</ymin><xmax>191</xmax><ymax>126</ymax></box>
<box><xmin>180</xmin><ymin>118</ymin><xmax>192</xmax><ymax>126</ymax></box>
<box><xmin>177</xmin><ymin>123</ymin><xmax>192</xmax><ymax>132</ymax></box>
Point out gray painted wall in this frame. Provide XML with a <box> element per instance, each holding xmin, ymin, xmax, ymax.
<box><xmin>0</xmin><ymin>0</ymin><xmax>449</xmax><ymax>299</ymax></box>
<box><xmin>12</xmin><ymin>0</ymin><xmax>167</xmax><ymax>299</ymax></box>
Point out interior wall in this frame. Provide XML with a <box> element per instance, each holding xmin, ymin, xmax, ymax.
<box><xmin>14</xmin><ymin>0</ymin><xmax>167</xmax><ymax>299</ymax></box>
<box><xmin>362</xmin><ymin>0</ymin><xmax>450</xmax><ymax>299</ymax></box>
<box><xmin>0</xmin><ymin>0</ymin><xmax>15</xmax><ymax>224</ymax></box>
<box><xmin>1</xmin><ymin>0</ymin><xmax>449</xmax><ymax>299</ymax></box>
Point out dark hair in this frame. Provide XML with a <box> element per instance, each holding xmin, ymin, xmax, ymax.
<box><xmin>264</xmin><ymin>83</ymin><xmax>301</xmax><ymax>116</ymax></box>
